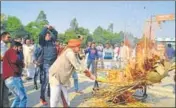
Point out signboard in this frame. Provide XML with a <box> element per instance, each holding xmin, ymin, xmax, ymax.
<box><xmin>155</xmin><ymin>14</ymin><xmax>175</xmax><ymax>21</ymax></box>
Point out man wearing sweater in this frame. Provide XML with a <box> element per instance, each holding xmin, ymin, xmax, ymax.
<box><xmin>3</xmin><ymin>42</ymin><xmax>27</xmax><ymax>107</ymax></box>
<box><xmin>49</xmin><ymin>39</ymin><xmax>95</xmax><ymax>107</ymax></box>
<box><xmin>85</xmin><ymin>42</ymin><xmax>98</xmax><ymax>73</ymax></box>
<box><xmin>39</xmin><ymin>25</ymin><xmax>58</xmax><ymax>105</ymax></box>
<box><xmin>85</xmin><ymin>42</ymin><xmax>99</xmax><ymax>90</ymax></box>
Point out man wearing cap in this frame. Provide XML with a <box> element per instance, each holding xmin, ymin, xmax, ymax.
<box><xmin>49</xmin><ymin>39</ymin><xmax>95</xmax><ymax>107</ymax></box>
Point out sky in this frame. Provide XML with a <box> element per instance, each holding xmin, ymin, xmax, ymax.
<box><xmin>1</xmin><ymin>1</ymin><xmax>175</xmax><ymax>38</ymax></box>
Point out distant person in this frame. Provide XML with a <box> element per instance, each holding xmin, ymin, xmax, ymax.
<box><xmin>96</xmin><ymin>42</ymin><xmax>104</xmax><ymax>60</ymax></box>
<box><xmin>96</xmin><ymin>42</ymin><xmax>104</xmax><ymax>68</ymax></box>
<box><xmin>2</xmin><ymin>42</ymin><xmax>27</xmax><ymax>107</ymax></box>
<box><xmin>23</xmin><ymin>38</ymin><xmax>35</xmax><ymax>80</ymax></box>
<box><xmin>14</xmin><ymin>37</ymin><xmax>22</xmax><ymax>43</ymax></box>
<box><xmin>165</xmin><ymin>44</ymin><xmax>175</xmax><ymax>62</ymax></box>
<box><xmin>85</xmin><ymin>42</ymin><xmax>92</xmax><ymax>66</ymax></box>
<box><xmin>103</xmin><ymin>42</ymin><xmax>114</xmax><ymax>69</ymax></box>
<box><xmin>85</xmin><ymin>42</ymin><xmax>99</xmax><ymax>90</ymax></box>
<box><xmin>33</xmin><ymin>44</ymin><xmax>43</xmax><ymax>90</ymax></box>
<box><xmin>113</xmin><ymin>44</ymin><xmax>120</xmax><ymax>61</ymax></box>
<box><xmin>85</xmin><ymin>42</ymin><xmax>98</xmax><ymax>74</ymax></box>
<box><xmin>119</xmin><ymin>41</ymin><xmax>130</xmax><ymax>69</ymax></box>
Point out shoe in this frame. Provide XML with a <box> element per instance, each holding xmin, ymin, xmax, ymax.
<box><xmin>8</xmin><ymin>92</ymin><xmax>12</xmax><ymax>96</ymax></box>
<box><xmin>40</xmin><ymin>99</ymin><xmax>48</xmax><ymax>105</ymax></box>
<box><xmin>93</xmin><ymin>87</ymin><xmax>99</xmax><ymax>91</ymax></box>
<box><xmin>26</xmin><ymin>77</ymin><xmax>32</xmax><ymax>80</ymax></box>
<box><xmin>75</xmin><ymin>90</ymin><xmax>84</xmax><ymax>94</ymax></box>
<box><xmin>33</xmin><ymin>85</ymin><xmax>38</xmax><ymax>90</ymax></box>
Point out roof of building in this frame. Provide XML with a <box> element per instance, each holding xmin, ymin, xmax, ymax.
<box><xmin>155</xmin><ymin>37</ymin><xmax>175</xmax><ymax>42</ymax></box>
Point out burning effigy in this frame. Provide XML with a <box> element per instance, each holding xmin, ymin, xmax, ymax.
<box><xmin>83</xmin><ymin>36</ymin><xmax>175</xmax><ymax>107</ymax></box>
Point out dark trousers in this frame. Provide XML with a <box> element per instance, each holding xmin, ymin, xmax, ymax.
<box><xmin>87</xmin><ymin>60</ymin><xmax>99</xmax><ymax>89</ymax></box>
<box><xmin>34</xmin><ymin>65</ymin><xmax>42</xmax><ymax>86</ymax></box>
<box><xmin>0</xmin><ymin>74</ymin><xmax>9</xmax><ymax>107</ymax></box>
<box><xmin>40</xmin><ymin>64</ymin><xmax>50</xmax><ymax>100</ymax></box>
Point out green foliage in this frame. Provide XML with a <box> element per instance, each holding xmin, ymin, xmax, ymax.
<box><xmin>25</xmin><ymin>21</ymin><xmax>40</xmax><ymax>43</ymax></box>
<box><xmin>64</xmin><ymin>29</ymin><xmax>77</xmax><ymax>43</ymax></box>
<box><xmin>4</xmin><ymin>16</ymin><xmax>24</xmax><ymax>37</ymax></box>
<box><xmin>36</xmin><ymin>10</ymin><xmax>49</xmax><ymax>24</ymax></box>
<box><xmin>92</xmin><ymin>25</ymin><xmax>124</xmax><ymax>45</ymax></box>
<box><xmin>70</xmin><ymin>18</ymin><xmax>78</xmax><ymax>31</ymax></box>
<box><xmin>3</xmin><ymin>13</ymin><xmax>139</xmax><ymax>45</ymax></box>
<box><xmin>24</xmin><ymin>10</ymin><xmax>49</xmax><ymax>43</ymax></box>
<box><xmin>107</xmin><ymin>23</ymin><xmax>113</xmax><ymax>33</ymax></box>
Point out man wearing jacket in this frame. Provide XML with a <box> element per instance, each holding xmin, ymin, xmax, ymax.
<box><xmin>39</xmin><ymin>25</ymin><xmax>58</xmax><ymax>105</ymax></box>
<box><xmin>3</xmin><ymin>42</ymin><xmax>27</xmax><ymax>107</ymax></box>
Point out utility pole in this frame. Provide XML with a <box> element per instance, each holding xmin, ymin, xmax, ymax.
<box><xmin>149</xmin><ymin>15</ymin><xmax>153</xmax><ymax>40</ymax></box>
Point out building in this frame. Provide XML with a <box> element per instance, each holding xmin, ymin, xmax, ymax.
<box><xmin>155</xmin><ymin>37</ymin><xmax>175</xmax><ymax>49</ymax></box>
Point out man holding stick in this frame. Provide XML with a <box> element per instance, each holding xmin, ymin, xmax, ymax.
<box><xmin>49</xmin><ymin>39</ymin><xmax>95</xmax><ymax>107</ymax></box>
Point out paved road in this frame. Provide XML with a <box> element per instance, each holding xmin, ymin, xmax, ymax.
<box><xmin>9</xmin><ymin>70</ymin><xmax>175</xmax><ymax>107</ymax></box>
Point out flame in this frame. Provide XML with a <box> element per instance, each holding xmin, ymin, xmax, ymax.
<box><xmin>104</xmin><ymin>35</ymin><xmax>162</xmax><ymax>84</ymax></box>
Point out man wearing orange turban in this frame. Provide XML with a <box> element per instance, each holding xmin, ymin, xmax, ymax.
<box><xmin>49</xmin><ymin>39</ymin><xmax>95</xmax><ymax>107</ymax></box>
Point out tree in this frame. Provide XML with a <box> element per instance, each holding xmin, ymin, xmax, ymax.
<box><xmin>93</xmin><ymin>26</ymin><xmax>104</xmax><ymax>43</ymax></box>
<box><xmin>64</xmin><ymin>29</ymin><xmax>77</xmax><ymax>43</ymax></box>
<box><xmin>70</xmin><ymin>18</ymin><xmax>78</xmax><ymax>31</ymax></box>
<box><xmin>5</xmin><ymin>16</ymin><xmax>23</xmax><ymax>32</ymax></box>
<box><xmin>25</xmin><ymin>21</ymin><xmax>41</xmax><ymax>43</ymax></box>
<box><xmin>5</xmin><ymin>16</ymin><xmax>23</xmax><ymax>37</ymax></box>
<box><xmin>14</xmin><ymin>27</ymin><xmax>28</xmax><ymax>38</ymax></box>
<box><xmin>1</xmin><ymin>13</ymin><xmax>7</xmax><ymax>33</ymax></box>
<box><xmin>77</xmin><ymin>27</ymin><xmax>90</xmax><ymax>46</ymax></box>
<box><xmin>107</xmin><ymin>23</ymin><xmax>113</xmax><ymax>33</ymax></box>
<box><xmin>58</xmin><ymin>33</ymin><xmax>65</xmax><ymax>43</ymax></box>
<box><xmin>24</xmin><ymin>11</ymin><xmax>50</xmax><ymax>43</ymax></box>
<box><xmin>36</xmin><ymin>10</ymin><xmax>49</xmax><ymax>25</ymax></box>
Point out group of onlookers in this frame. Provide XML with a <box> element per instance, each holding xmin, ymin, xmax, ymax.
<box><xmin>1</xmin><ymin>25</ymin><xmax>175</xmax><ymax>107</ymax></box>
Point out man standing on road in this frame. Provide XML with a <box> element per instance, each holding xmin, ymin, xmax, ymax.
<box><xmin>2</xmin><ymin>42</ymin><xmax>27</xmax><ymax>107</ymax></box>
<box><xmin>0</xmin><ymin>32</ymin><xmax>11</xmax><ymax>107</ymax></box>
<box><xmin>165</xmin><ymin>44</ymin><xmax>175</xmax><ymax>62</ymax></box>
<box><xmin>23</xmin><ymin>38</ymin><xmax>35</xmax><ymax>80</ymax></box>
<box><xmin>49</xmin><ymin>39</ymin><xmax>95</xmax><ymax>107</ymax></box>
<box><xmin>33</xmin><ymin>44</ymin><xmax>43</xmax><ymax>90</ymax></box>
<box><xmin>39</xmin><ymin>25</ymin><xmax>58</xmax><ymax>105</ymax></box>
<box><xmin>119</xmin><ymin>41</ymin><xmax>130</xmax><ymax>69</ymax></box>
<box><xmin>85</xmin><ymin>42</ymin><xmax>99</xmax><ymax>90</ymax></box>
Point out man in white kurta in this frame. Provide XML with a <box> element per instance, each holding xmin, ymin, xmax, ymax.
<box><xmin>119</xmin><ymin>41</ymin><xmax>130</xmax><ymax>69</ymax></box>
<box><xmin>23</xmin><ymin>39</ymin><xmax>35</xmax><ymax>79</ymax></box>
<box><xmin>49</xmin><ymin>39</ymin><xmax>95</xmax><ymax>107</ymax></box>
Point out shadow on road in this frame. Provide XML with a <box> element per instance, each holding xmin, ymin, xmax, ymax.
<box><xmin>70</xmin><ymin>91</ymin><xmax>93</xmax><ymax>107</ymax></box>
<box><xmin>146</xmin><ymin>93</ymin><xmax>172</xmax><ymax>104</ymax></box>
<box><xmin>68</xmin><ymin>81</ymin><xmax>93</xmax><ymax>93</ymax></box>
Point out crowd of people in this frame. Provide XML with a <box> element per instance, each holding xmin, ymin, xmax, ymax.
<box><xmin>0</xmin><ymin>25</ymin><xmax>175</xmax><ymax>107</ymax></box>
